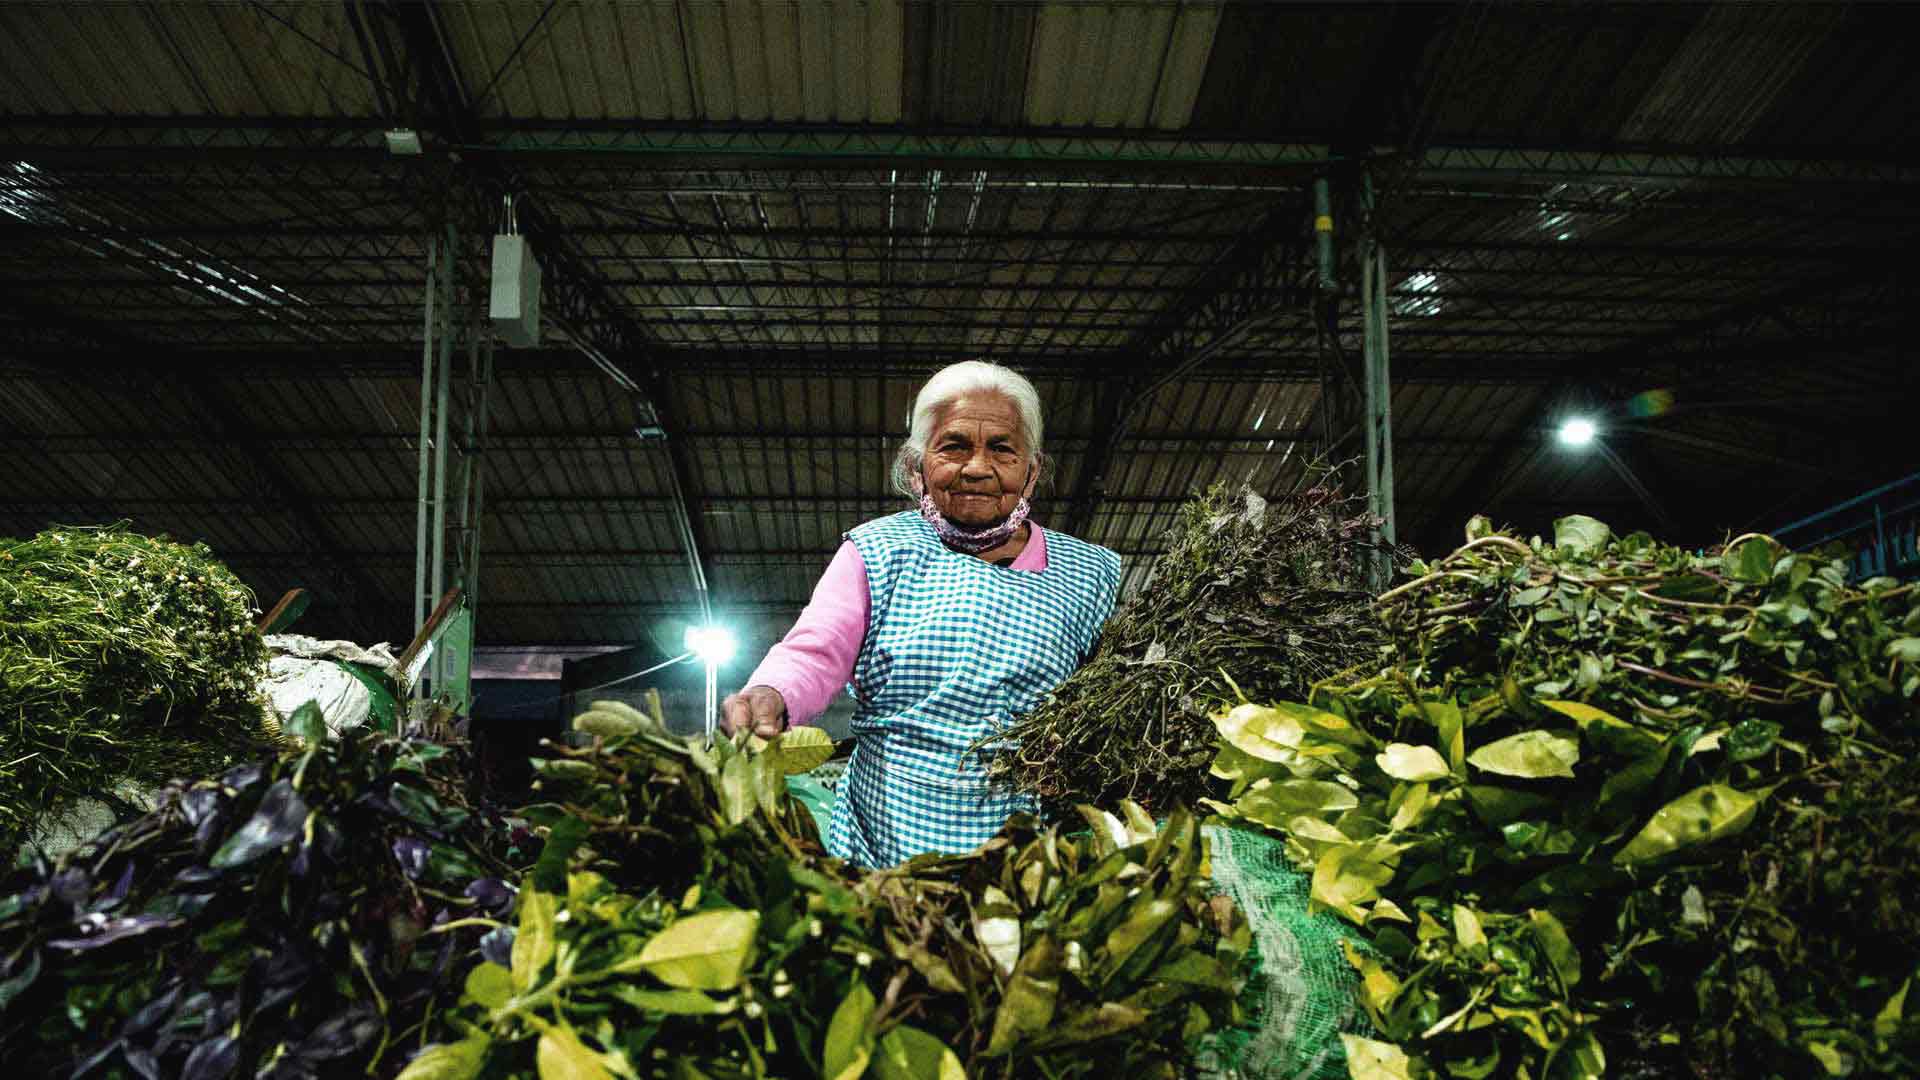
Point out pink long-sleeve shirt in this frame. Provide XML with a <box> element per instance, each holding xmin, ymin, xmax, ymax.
<box><xmin>744</xmin><ymin>526</ymin><xmax>1052</xmax><ymax>725</ymax></box>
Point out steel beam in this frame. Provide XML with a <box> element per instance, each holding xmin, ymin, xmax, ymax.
<box><xmin>1411</xmin><ymin>415</ymin><xmax>1558</xmax><ymax>554</ymax></box>
<box><xmin>9</xmin><ymin>335</ymin><xmax>1900</xmax><ymax>385</ymax></box>
<box><xmin>1583</xmin><ymin>265</ymin><xmax>1901</xmax><ymax>380</ymax></box>
<box><xmin>7</xmin><ymin>220</ymin><xmax>1898</xmax><ymax>282</ymax></box>
<box><xmin>2</xmin><ymin>289</ymin><xmax>1861</xmax><ymax>329</ymax></box>
<box><xmin>0</xmin><ymin>220</ymin><xmax>1261</xmax><ymax>245</ymax></box>
<box><xmin>1629</xmin><ymin>426</ymin><xmax>1833</xmax><ymax>477</ymax></box>
<box><xmin>1358</xmin><ymin>176</ymin><xmax>1396</xmax><ymax>579</ymax></box>
<box><xmin>1595</xmin><ymin>441</ymin><xmax>1676</xmax><ymax>536</ymax></box>
<box><xmin>527</xmin><ymin>225</ymin><xmax>720</xmax><ymax>621</ymax></box>
<box><xmin>4</xmin><ymin>489</ymin><xmax>1621</xmax><ymax>518</ymax></box>
<box><xmin>0</xmin><ymin>309</ymin><xmax>1794</xmax><ymax>343</ymax></box>
<box><xmin>1061</xmin><ymin>204</ymin><xmax>1306</xmax><ymax>537</ymax></box>
<box><xmin>1059</xmin><ymin>377</ymin><xmax>1133</xmax><ymax>540</ymax></box>
<box><xmin>1408</xmin><ymin>266</ymin><xmax>1911</xmax><ymax>551</ymax></box>
<box><xmin>460</xmin><ymin>326</ymin><xmax>493</xmax><ymax>621</ymax></box>
<box><xmin>1</xmin><ymin>219</ymin><xmax>1897</xmax><ymax>264</ymax></box>
<box><xmin>175</xmin><ymin>377</ymin><xmax>392</xmax><ymax>640</ymax></box>
<box><xmin>1412</xmin><ymin>144</ymin><xmax>1920</xmax><ymax>187</ymax></box>
<box><xmin>413</xmin><ymin>233</ymin><xmax>440</xmax><ymax>647</ymax></box>
<box><xmin>6</xmin><ymin>117</ymin><xmax>1916</xmax><ymax>186</ymax></box>
<box><xmin>380</xmin><ymin>1</ymin><xmax>719</xmax><ymax>621</ymax></box>
<box><xmin>0</xmin><ymin>429</ymin><xmax>1507</xmax><ymax>454</ymax></box>
<box><xmin>0</xmin><ymin>302</ymin><xmax>389</xmax><ymax>636</ymax></box>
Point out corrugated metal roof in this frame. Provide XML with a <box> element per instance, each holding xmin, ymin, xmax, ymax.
<box><xmin>1022</xmin><ymin>1</ymin><xmax>1222</xmax><ymax>129</ymax></box>
<box><xmin>444</xmin><ymin>0</ymin><xmax>905</xmax><ymax>123</ymax></box>
<box><xmin>4</xmin><ymin>2</ymin><xmax>1919</xmax><ymax>648</ymax></box>
<box><xmin>5</xmin><ymin>2</ymin><xmax>1918</xmax><ymax>156</ymax></box>
<box><xmin>1614</xmin><ymin>4</ymin><xmax>1843</xmax><ymax>145</ymax></box>
<box><xmin>0</xmin><ymin>3</ymin><xmax>379</xmax><ymax>118</ymax></box>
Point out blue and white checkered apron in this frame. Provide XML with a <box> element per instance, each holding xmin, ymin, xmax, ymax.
<box><xmin>826</xmin><ymin>512</ymin><xmax>1121</xmax><ymax>868</ymax></box>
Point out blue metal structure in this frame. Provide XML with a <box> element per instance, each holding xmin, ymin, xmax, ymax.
<box><xmin>1773</xmin><ymin>472</ymin><xmax>1920</xmax><ymax>581</ymax></box>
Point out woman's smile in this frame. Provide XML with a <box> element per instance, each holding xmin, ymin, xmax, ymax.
<box><xmin>921</xmin><ymin>393</ymin><xmax>1035</xmax><ymax>528</ymax></box>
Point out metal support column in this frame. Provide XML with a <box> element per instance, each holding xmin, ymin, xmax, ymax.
<box><xmin>474</xmin><ymin>340</ymin><xmax>492</xmax><ymax>616</ymax></box>
<box><xmin>430</xmin><ymin>223</ymin><xmax>455</xmax><ymax>696</ymax></box>
<box><xmin>457</xmin><ymin>313</ymin><xmax>479</xmax><ymax>603</ymax></box>
<box><xmin>414</xmin><ymin>223</ymin><xmax>466</xmax><ymax>705</ymax></box>
<box><xmin>1359</xmin><ymin>170</ymin><xmax>1397</xmax><ymax>586</ymax></box>
<box><xmin>1313</xmin><ymin>177</ymin><xmax>1337</xmax><ymax>292</ymax></box>
<box><xmin>459</xmin><ymin>313</ymin><xmax>493</xmax><ymax>618</ymax></box>
<box><xmin>441</xmin><ymin>305</ymin><xmax>492</xmax><ymax>715</ymax></box>
<box><xmin>1310</xmin><ymin>173</ymin><xmax>1357</xmax><ymax>463</ymax></box>
<box><xmin>413</xmin><ymin>235</ymin><xmax>439</xmax><ymax>697</ymax></box>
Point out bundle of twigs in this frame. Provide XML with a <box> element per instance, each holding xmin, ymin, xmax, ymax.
<box><xmin>0</xmin><ymin>524</ymin><xmax>270</xmax><ymax>854</ymax></box>
<box><xmin>989</xmin><ymin>478</ymin><xmax>1393</xmax><ymax>817</ymax></box>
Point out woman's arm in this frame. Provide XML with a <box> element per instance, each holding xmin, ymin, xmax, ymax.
<box><xmin>737</xmin><ymin>541</ymin><xmax>870</xmax><ymax>727</ymax></box>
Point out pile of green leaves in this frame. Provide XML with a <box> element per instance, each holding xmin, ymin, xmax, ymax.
<box><xmin>992</xmin><ymin>479</ymin><xmax>1390</xmax><ymax>816</ymax></box>
<box><xmin>0</xmin><ymin>705</ymin><xmax>512</xmax><ymax>1079</ymax></box>
<box><xmin>408</xmin><ymin>701</ymin><xmax>1249</xmax><ymax>1080</ymax></box>
<box><xmin>1649</xmin><ymin>750</ymin><xmax>1920</xmax><ymax>1078</ymax></box>
<box><xmin>1202</xmin><ymin>515</ymin><xmax>1920</xmax><ymax>1078</ymax></box>
<box><xmin>1</xmin><ymin>525</ymin><xmax>272</xmax><ymax>853</ymax></box>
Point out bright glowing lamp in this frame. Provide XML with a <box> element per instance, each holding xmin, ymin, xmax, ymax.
<box><xmin>684</xmin><ymin>624</ymin><xmax>738</xmax><ymax>744</ymax></box>
<box><xmin>1557</xmin><ymin>416</ymin><xmax>1598</xmax><ymax>448</ymax></box>
<box><xmin>683</xmin><ymin>625</ymin><xmax>737</xmax><ymax>666</ymax></box>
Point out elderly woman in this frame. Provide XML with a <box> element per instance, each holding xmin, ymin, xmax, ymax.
<box><xmin>722</xmin><ymin>361</ymin><xmax>1121</xmax><ymax>868</ymax></box>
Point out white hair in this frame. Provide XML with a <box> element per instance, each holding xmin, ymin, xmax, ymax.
<box><xmin>891</xmin><ymin>360</ymin><xmax>1045</xmax><ymax>496</ymax></box>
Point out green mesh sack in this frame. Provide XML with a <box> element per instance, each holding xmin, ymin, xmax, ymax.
<box><xmin>785</xmin><ymin>771</ymin><xmax>838</xmax><ymax>839</ymax></box>
<box><xmin>774</xmin><ymin>778</ymin><xmax>1361</xmax><ymax>1076</ymax></box>
<box><xmin>1196</xmin><ymin>823</ymin><xmax>1368</xmax><ymax>1080</ymax></box>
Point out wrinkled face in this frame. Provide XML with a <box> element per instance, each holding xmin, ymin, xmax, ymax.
<box><xmin>919</xmin><ymin>392</ymin><xmax>1035</xmax><ymax>527</ymax></box>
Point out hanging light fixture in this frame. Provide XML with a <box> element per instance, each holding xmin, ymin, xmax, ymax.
<box><xmin>1557</xmin><ymin>416</ymin><xmax>1599</xmax><ymax>448</ymax></box>
<box><xmin>683</xmin><ymin>624</ymin><xmax>738</xmax><ymax>743</ymax></box>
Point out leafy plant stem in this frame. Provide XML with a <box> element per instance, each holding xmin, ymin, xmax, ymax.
<box><xmin>1374</xmin><ymin>571</ymin><xmax>1481</xmax><ymax>606</ymax></box>
<box><xmin>1440</xmin><ymin>536</ymin><xmax>1535</xmax><ymax>562</ymax></box>
<box><xmin>427</xmin><ymin>917</ymin><xmax>507</xmax><ymax>934</ymax></box>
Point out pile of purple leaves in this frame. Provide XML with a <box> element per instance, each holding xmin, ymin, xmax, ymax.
<box><xmin>0</xmin><ymin>706</ymin><xmax>513</xmax><ymax>1079</ymax></box>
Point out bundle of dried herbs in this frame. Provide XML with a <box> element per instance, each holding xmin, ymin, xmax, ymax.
<box><xmin>407</xmin><ymin>701</ymin><xmax>1249</xmax><ymax>1080</ymax></box>
<box><xmin>0</xmin><ymin>525</ymin><xmax>272</xmax><ymax>854</ymax></box>
<box><xmin>1203</xmin><ymin>515</ymin><xmax>1920</xmax><ymax>1078</ymax></box>
<box><xmin>992</xmin><ymin>480</ymin><xmax>1390</xmax><ymax>816</ymax></box>
<box><xmin>0</xmin><ymin>706</ymin><xmax>512</xmax><ymax>1079</ymax></box>
<box><xmin>1649</xmin><ymin>750</ymin><xmax>1920</xmax><ymax>1078</ymax></box>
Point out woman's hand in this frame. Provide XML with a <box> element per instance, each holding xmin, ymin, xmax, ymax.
<box><xmin>720</xmin><ymin>685</ymin><xmax>788</xmax><ymax>739</ymax></box>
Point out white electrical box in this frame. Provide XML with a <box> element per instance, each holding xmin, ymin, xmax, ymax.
<box><xmin>489</xmin><ymin>234</ymin><xmax>543</xmax><ymax>348</ymax></box>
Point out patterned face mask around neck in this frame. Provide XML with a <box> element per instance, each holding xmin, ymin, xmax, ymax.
<box><xmin>917</xmin><ymin>492</ymin><xmax>1032</xmax><ymax>554</ymax></box>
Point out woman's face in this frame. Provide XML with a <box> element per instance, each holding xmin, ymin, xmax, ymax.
<box><xmin>920</xmin><ymin>392</ymin><xmax>1035</xmax><ymax>527</ymax></box>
